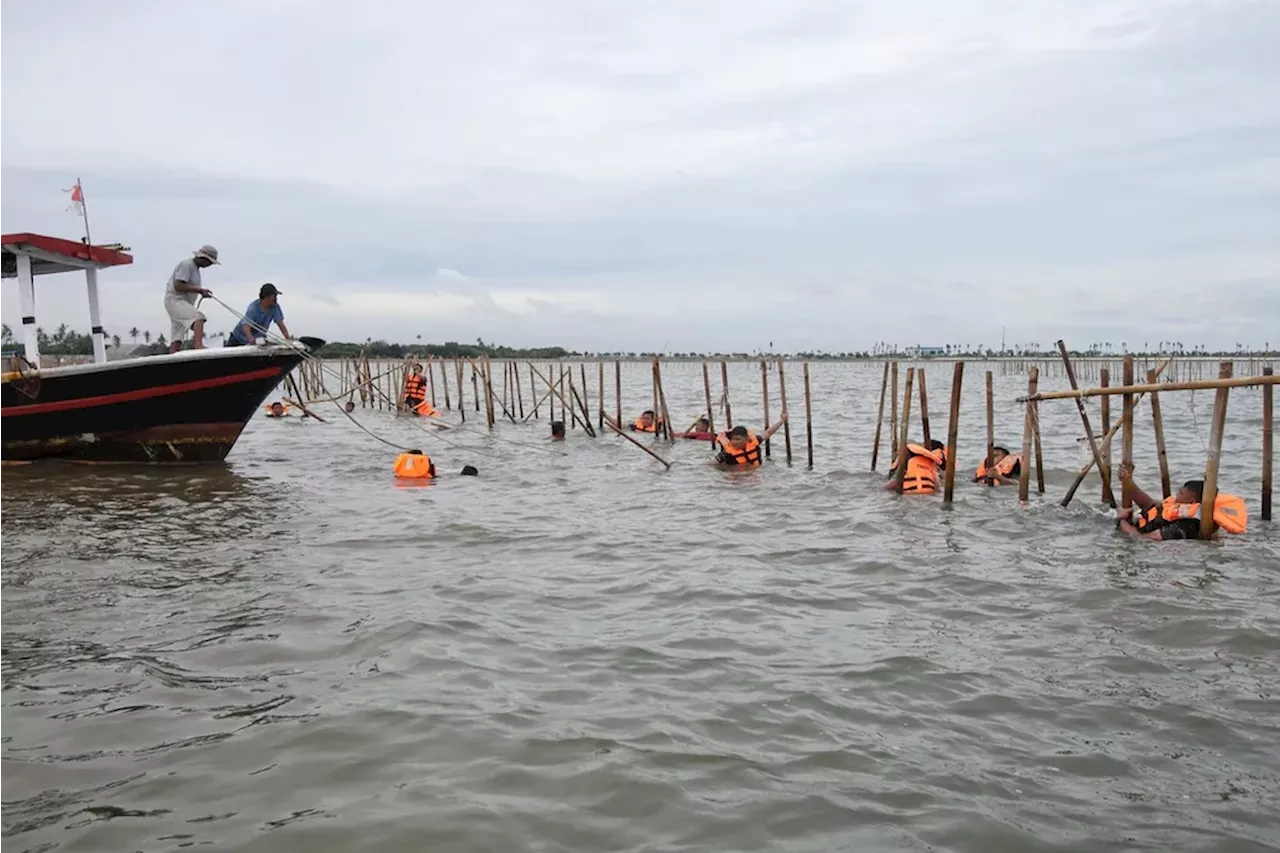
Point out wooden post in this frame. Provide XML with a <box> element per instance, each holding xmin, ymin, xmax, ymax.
<box><xmin>1099</xmin><ymin>368</ymin><xmax>1112</xmax><ymax>503</ymax></box>
<box><xmin>803</xmin><ymin>360</ymin><xmax>814</xmax><ymax>469</ymax></box>
<box><xmin>1018</xmin><ymin>367</ymin><xmax>1038</xmax><ymax>502</ymax></box>
<box><xmin>501</xmin><ymin>360</ymin><xmax>510</xmax><ymax>416</ymax></box>
<box><xmin>890</xmin><ymin>361</ymin><xmax>899</xmax><ymax>459</ymax></box>
<box><xmin>1121</xmin><ymin>356</ymin><xmax>1135</xmax><ymax>509</ymax></box>
<box><xmin>515</xmin><ymin>361</ymin><xmax>525</xmax><ymax>419</ymax></box>
<box><xmin>455</xmin><ymin>359</ymin><xmax>467</xmax><ymax>423</ymax></box>
<box><xmin>871</xmin><ymin>360</ymin><xmax>890</xmax><ymax>471</ymax></box>
<box><xmin>580</xmin><ymin>363</ymin><xmax>591</xmax><ymax>433</ymax></box>
<box><xmin>760</xmin><ymin>359</ymin><xmax>772</xmax><ymax>458</ymax></box>
<box><xmin>985</xmin><ymin>369</ymin><xmax>995</xmax><ymax>475</ymax></box>
<box><xmin>702</xmin><ymin>361</ymin><xmax>716</xmax><ymax>439</ymax></box>
<box><xmin>721</xmin><ymin>361</ymin><xmax>733</xmax><ymax>429</ymax></box>
<box><xmin>894</xmin><ymin>368</ymin><xmax>915</xmax><ymax>494</ymax></box>
<box><xmin>1148</xmin><ymin>368</ymin><xmax>1171</xmax><ymax>498</ymax></box>
<box><xmin>1201</xmin><ymin>362</ymin><xmax>1233</xmax><ymax>539</ymax></box>
<box><xmin>614</xmin><ymin>360</ymin><xmax>622</xmax><ymax>429</ymax></box>
<box><xmin>1263</xmin><ymin>366</ymin><xmax>1273</xmax><ymax>521</ymax></box>
<box><xmin>1033</xmin><ymin>393</ymin><xmax>1045</xmax><ymax>495</ymax></box>
<box><xmin>651</xmin><ymin>358</ymin><xmax>661</xmax><ymax>436</ymax></box>
<box><xmin>918</xmin><ymin>368</ymin><xmax>931</xmax><ymax>446</ymax></box>
<box><xmin>427</xmin><ymin>356</ymin><xmax>438</xmax><ymax>409</ymax></box>
<box><xmin>1056</xmin><ymin>340</ymin><xmax>1115</xmax><ymax>507</ymax></box>
<box><xmin>943</xmin><ymin>361</ymin><xmax>964</xmax><ymax>505</ymax></box>
<box><xmin>601</xmin><ymin>415</ymin><xmax>672</xmax><ymax>469</ymax></box>
<box><xmin>439</xmin><ymin>356</ymin><xmax>451</xmax><ymax>409</ymax></box>
<box><xmin>472</xmin><ymin>366</ymin><xmax>480</xmax><ymax>413</ymax></box>
<box><xmin>777</xmin><ymin>359</ymin><xmax>793</xmax><ymax>464</ymax></box>
<box><xmin>529</xmin><ymin>363</ymin><xmax>540</xmax><ymax>419</ymax></box>
<box><xmin>597</xmin><ymin>360</ymin><xmax>604</xmax><ymax>431</ymax></box>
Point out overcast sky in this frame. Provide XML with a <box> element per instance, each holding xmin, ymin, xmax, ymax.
<box><xmin>3</xmin><ymin>0</ymin><xmax>1278</xmax><ymax>352</ymax></box>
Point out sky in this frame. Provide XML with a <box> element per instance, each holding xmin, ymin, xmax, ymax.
<box><xmin>3</xmin><ymin>0</ymin><xmax>1279</xmax><ymax>353</ymax></box>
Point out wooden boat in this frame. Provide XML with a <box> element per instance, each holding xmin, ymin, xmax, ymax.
<box><xmin>2</xmin><ymin>233</ymin><xmax>310</xmax><ymax>463</ymax></box>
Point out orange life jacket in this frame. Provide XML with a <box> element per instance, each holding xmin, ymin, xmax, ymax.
<box><xmin>1161</xmin><ymin>493</ymin><xmax>1247</xmax><ymax>534</ymax></box>
<box><xmin>414</xmin><ymin>400</ymin><xmax>439</xmax><ymax>417</ymax></box>
<box><xmin>393</xmin><ymin>452</ymin><xmax>434</xmax><ymax>479</ymax></box>
<box><xmin>976</xmin><ymin>453</ymin><xmax>1021</xmax><ymax>480</ymax></box>
<box><xmin>902</xmin><ymin>443</ymin><xmax>943</xmax><ymax>494</ymax></box>
<box><xmin>715</xmin><ymin>430</ymin><xmax>762</xmax><ymax>466</ymax></box>
<box><xmin>633</xmin><ymin>416</ymin><xmax>662</xmax><ymax>433</ymax></box>
<box><xmin>404</xmin><ymin>374</ymin><xmax>427</xmax><ymax>402</ymax></box>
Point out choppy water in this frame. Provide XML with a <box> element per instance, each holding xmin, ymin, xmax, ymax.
<box><xmin>3</xmin><ymin>360</ymin><xmax>1279</xmax><ymax>853</ymax></box>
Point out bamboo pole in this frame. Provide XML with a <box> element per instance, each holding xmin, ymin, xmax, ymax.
<box><xmin>651</xmin><ymin>358</ymin><xmax>660</xmax><ymax>436</ymax></box>
<box><xmin>568</xmin><ymin>370</ymin><xmax>597</xmax><ymax>437</ymax></box>
<box><xmin>803</xmin><ymin>360</ymin><xmax>814</xmax><ymax>469</ymax></box>
<box><xmin>597</xmin><ymin>360</ymin><xmax>604</xmax><ymax>431</ymax></box>
<box><xmin>614</xmin><ymin>360</ymin><xmax>622</xmax><ymax>430</ymax></box>
<box><xmin>1200</xmin><ymin>362</ymin><xmax>1233</xmax><ymax>539</ymax></box>
<box><xmin>1121</xmin><ymin>357</ymin><xmax>1134</xmax><ymax>509</ymax></box>
<box><xmin>1060</xmin><ymin>357</ymin><xmax>1172</xmax><ymax>508</ymax></box>
<box><xmin>427</xmin><ymin>356</ymin><xmax>438</xmax><ymax>409</ymax></box>
<box><xmin>1056</xmin><ymin>340</ymin><xmax>1115</xmax><ymax>507</ymax></box>
<box><xmin>655</xmin><ymin>359</ymin><xmax>674</xmax><ymax>441</ymax></box>
<box><xmin>471</xmin><ymin>366</ymin><xmax>480</xmax><ymax>414</ymax></box>
<box><xmin>760</xmin><ymin>359</ymin><xmax>772</xmax><ymax>458</ymax></box>
<box><xmin>918</xmin><ymin>368</ymin><xmax>931</xmax><ymax>446</ymax></box>
<box><xmin>985</xmin><ymin>369</ymin><xmax>995</xmax><ymax>475</ymax></box>
<box><xmin>1033</xmin><ymin>392</ymin><xmax>1045</xmax><ymax>495</ymax></box>
<box><xmin>529</xmin><ymin>363</ymin><xmax>592</xmax><ymax>433</ymax></box>
<box><xmin>439</xmin><ymin>356</ymin><xmax>451</xmax><ymax>409</ymax></box>
<box><xmin>559</xmin><ymin>362</ymin><xmax>567</xmax><ymax>428</ymax></box>
<box><xmin>777</xmin><ymin>358</ymin><xmax>792</xmax><ymax>464</ymax></box>
<box><xmin>455</xmin><ymin>359</ymin><xmax>466</xmax><ymax>424</ymax></box>
<box><xmin>943</xmin><ymin>361</ymin><xmax>963</xmax><ymax>505</ymax></box>
<box><xmin>1018</xmin><ymin>368</ymin><xmax>1037</xmax><ymax>502</ymax></box>
<box><xmin>890</xmin><ymin>361</ymin><xmax>899</xmax><ymax>459</ymax></box>
<box><xmin>530</xmin><ymin>362</ymin><xmax>540</xmax><ymax>419</ymax></box>
<box><xmin>515</xmin><ymin>361</ymin><xmax>525</xmax><ymax>419</ymax></box>
<box><xmin>1100</xmin><ymin>369</ymin><xmax>1113</xmax><ymax>503</ymax></box>
<box><xmin>871</xmin><ymin>360</ymin><xmax>889</xmax><ymax>471</ymax></box>
<box><xmin>602</xmin><ymin>415</ymin><xmax>672</xmax><ymax>469</ymax></box>
<box><xmin>1263</xmin><ymin>366</ymin><xmax>1273</xmax><ymax>521</ymax></box>
<box><xmin>894</xmin><ymin>368</ymin><xmax>916</xmax><ymax>494</ymax></box>
<box><xmin>702</xmin><ymin>361</ymin><xmax>716</xmax><ymax>439</ymax></box>
<box><xmin>1148</xmin><ymin>368</ymin><xmax>1171</xmax><ymax>498</ymax></box>
<box><xmin>1024</xmin><ymin>373</ymin><xmax>1280</xmax><ymax>401</ymax></box>
<box><xmin>580</xmin><ymin>363</ymin><xmax>592</xmax><ymax>434</ymax></box>
<box><xmin>721</xmin><ymin>360</ymin><xmax>733</xmax><ymax>429</ymax></box>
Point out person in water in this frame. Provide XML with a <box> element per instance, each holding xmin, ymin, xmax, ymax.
<box><xmin>713</xmin><ymin>412</ymin><xmax>788</xmax><ymax>467</ymax></box>
<box><xmin>1116</xmin><ymin>463</ymin><xmax>1248</xmax><ymax>540</ymax></box>
<box><xmin>974</xmin><ymin>445</ymin><xmax>1022</xmax><ymax>486</ymax></box>
<box><xmin>345</xmin><ymin>401</ymin><xmax>356</xmax><ymax>413</ymax></box>
<box><xmin>630</xmin><ymin>410</ymin><xmax>664</xmax><ymax>433</ymax></box>
<box><xmin>403</xmin><ymin>364</ymin><xmax>429</xmax><ymax>414</ymax></box>
<box><xmin>393</xmin><ymin>448</ymin><xmax>436</xmax><ymax>480</ymax></box>
<box><xmin>550</xmin><ymin>420</ymin><xmax>566</xmax><ymax>441</ymax></box>
<box><xmin>265</xmin><ymin>401</ymin><xmax>289</xmax><ymax>418</ymax></box>
<box><xmin>676</xmin><ymin>417</ymin><xmax>714</xmax><ymax>440</ymax></box>
<box><xmin>883</xmin><ymin>439</ymin><xmax>948</xmax><ymax>494</ymax></box>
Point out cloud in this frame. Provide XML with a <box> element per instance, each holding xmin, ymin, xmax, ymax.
<box><xmin>2</xmin><ymin>0</ymin><xmax>1279</xmax><ymax>351</ymax></box>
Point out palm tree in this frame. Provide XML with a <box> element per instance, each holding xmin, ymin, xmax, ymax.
<box><xmin>112</xmin><ymin>334</ymin><xmax>121</xmax><ymax>349</ymax></box>
<box><xmin>129</xmin><ymin>327</ymin><xmax>139</xmax><ymax>344</ymax></box>
<box><xmin>143</xmin><ymin>330</ymin><xmax>151</xmax><ymax>345</ymax></box>
<box><xmin>156</xmin><ymin>334</ymin><xmax>167</xmax><ymax>348</ymax></box>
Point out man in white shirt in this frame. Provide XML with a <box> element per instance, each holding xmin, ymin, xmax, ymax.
<box><xmin>164</xmin><ymin>245</ymin><xmax>218</xmax><ymax>353</ymax></box>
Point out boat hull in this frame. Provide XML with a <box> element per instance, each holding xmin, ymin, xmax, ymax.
<box><xmin>1</xmin><ymin>348</ymin><xmax>305</xmax><ymax>463</ymax></box>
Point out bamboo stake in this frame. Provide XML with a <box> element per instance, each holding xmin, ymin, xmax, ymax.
<box><xmin>1263</xmin><ymin>366</ymin><xmax>1273</xmax><ymax>522</ymax></box>
<box><xmin>530</xmin><ymin>362</ymin><xmax>540</xmax><ymax>418</ymax></box>
<box><xmin>890</xmin><ymin>361</ymin><xmax>899</xmax><ymax>459</ymax></box>
<box><xmin>803</xmin><ymin>360</ymin><xmax>814</xmax><ymax>469</ymax></box>
<box><xmin>614</xmin><ymin>360</ymin><xmax>622</xmax><ymax>430</ymax></box>
<box><xmin>471</xmin><ymin>366</ymin><xmax>480</xmax><ymax>414</ymax></box>
<box><xmin>515</xmin><ymin>361</ymin><xmax>525</xmax><ymax>419</ymax></box>
<box><xmin>284</xmin><ymin>374</ymin><xmax>328</xmax><ymax>422</ymax></box>
<box><xmin>427</xmin><ymin>356</ymin><xmax>438</xmax><ymax>409</ymax></box>
<box><xmin>1018</xmin><ymin>368</ymin><xmax>1037</xmax><ymax>502</ymax></box>
<box><xmin>1056</xmin><ymin>340</ymin><xmax>1115</xmax><ymax>507</ymax></box>
<box><xmin>1200</xmin><ymin>362</ymin><xmax>1233</xmax><ymax>539</ymax></box>
<box><xmin>580</xmin><ymin>363</ymin><xmax>591</xmax><ymax>434</ymax></box>
<box><xmin>894</xmin><ymin>367</ymin><xmax>915</xmax><ymax>494</ymax></box>
<box><xmin>651</xmin><ymin>358</ymin><xmax>660</xmax><ymax>436</ymax></box>
<box><xmin>1033</xmin><ymin>392</ymin><xmax>1045</xmax><ymax>495</ymax></box>
<box><xmin>777</xmin><ymin>358</ymin><xmax>793</xmax><ymax>464</ymax></box>
<box><xmin>871</xmin><ymin>360</ymin><xmax>890</xmax><ymax>471</ymax></box>
<box><xmin>568</xmin><ymin>370</ymin><xmax>597</xmax><ymax>437</ymax></box>
<box><xmin>985</xmin><ymin>369</ymin><xmax>995</xmax><ymax>475</ymax></box>
<box><xmin>597</xmin><ymin>360</ymin><xmax>604</xmax><ymax>431</ymax></box>
<box><xmin>529</xmin><ymin>363</ymin><xmax>591</xmax><ymax>432</ymax></box>
<box><xmin>943</xmin><ymin>361</ymin><xmax>964</xmax><ymax>505</ymax></box>
<box><xmin>702</xmin><ymin>361</ymin><xmax>716</xmax><ymax>439</ymax></box>
<box><xmin>439</xmin><ymin>355</ymin><xmax>451</xmax><ymax>409</ymax></box>
<box><xmin>655</xmin><ymin>359</ymin><xmax>675</xmax><ymax>441</ymax></box>
<box><xmin>602</xmin><ymin>415</ymin><xmax>672</xmax><ymax>469</ymax></box>
<box><xmin>1121</xmin><ymin>357</ymin><xmax>1135</xmax><ymax>509</ymax></box>
<box><xmin>918</xmin><ymin>368</ymin><xmax>931</xmax><ymax>446</ymax></box>
<box><xmin>760</xmin><ymin>359</ymin><xmax>772</xmax><ymax>458</ymax></box>
<box><xmin>721</xmin><ymin>361</ymin><xmax>733</xmax><ymax>429</ymax></box>
<box><xmin>1100</xmin><ymin>369</ymin><xmax>1112</xmax><ymax>503</ymax></box>
<box><xmin>559</xmin><ymin>362</ymin><xmax>567</xmax><ymax>428</ymax></box>
<box><xmin>455</xmin><ymin>359</ymin><xmax>466</xmax><ymax>424</ymax></box>
<box><xmin>1148</xmin><ymin>368</ymin><xmax>1171</xmax><ymax>498</ymax></box>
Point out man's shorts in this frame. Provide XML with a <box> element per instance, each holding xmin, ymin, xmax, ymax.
<box><xmin>164</xmin><ymin>296</ymin><xmax>206</xmax><ymax>342</ymax></box>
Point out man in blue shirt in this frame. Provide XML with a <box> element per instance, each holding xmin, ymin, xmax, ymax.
<box><xmin>227</xmin><ymin>283</ymin><xmax>291</xmax><ymax>346</ymax></box>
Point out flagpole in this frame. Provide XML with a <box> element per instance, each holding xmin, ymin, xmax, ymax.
<box><xmin>76</xmin><ymin>178</ymin><xmax>94</xmax><ymax>248</ymax></box>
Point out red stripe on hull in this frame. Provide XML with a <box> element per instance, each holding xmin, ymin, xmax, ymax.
<box><xmin>1</xmin><ymin>367</ymin><xmax>283</xmax><ymax>417</ymax></box>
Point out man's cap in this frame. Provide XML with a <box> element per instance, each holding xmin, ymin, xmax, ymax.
<box><xmin>259</xmin><ymin>282</ymin><xmax>282</xmax><ymax>298</ymax></box>
<box><xmin>194</xmin><ymin>245</ymin><xmax>220</xmax><ymax>264</ymax></box>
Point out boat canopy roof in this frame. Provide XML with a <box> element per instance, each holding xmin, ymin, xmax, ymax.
<box><xmin>2</xmin><ymin>233</ymin><xmax>133</xmax><ymax>278</ymax></box>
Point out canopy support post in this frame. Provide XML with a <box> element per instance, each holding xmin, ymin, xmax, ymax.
<box><xmin>86</xmin><ymin>267</ymin><xmax>106</xmax><ymax>363</ymax></box>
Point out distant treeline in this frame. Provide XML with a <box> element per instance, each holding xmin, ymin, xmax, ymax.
<box><xmin>315</xmin><ymin>340</ymin><xmax>576</xmax><ymax>359</ymax></box>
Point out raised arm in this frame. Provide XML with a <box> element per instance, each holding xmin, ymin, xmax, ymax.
<box><xmin>762</xmin><ymin>409</ymin><xmax>788</xmax><ymax>440</ymax></box>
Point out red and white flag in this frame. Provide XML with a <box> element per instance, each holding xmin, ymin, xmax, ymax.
<box><xmin>67</xmin><ymin>182</ymin><xmax>85</xmax><ymax>217</ymax></box>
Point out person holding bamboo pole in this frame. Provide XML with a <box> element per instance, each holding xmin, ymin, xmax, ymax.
<box><xmin>674</xmin><ymin>416</ymin><xmax>713</xmax><ymax>440</ymax></box>
<box><xmin>883</xmin><ymin>439</ymin><xmax>947</xmax><ymax>494</ymax></box>
<box><xmin>1114</xmin><ymin>462</ymin><xmax>1247</xmax><ymax>540</ymax></box>
<box><xmin>712</xmin><ymin>412</ymin><xmax>788</xmax><ymax>467</ymax></box>
<box><xmin>629</xmin><ymin>410</ymin><xmax>665</xmax><ymax>433</ymax></box>
<box><xmin>974</xmin><ymin>445</ymin><xmax>1023</xmax><ymax>486</ymax></box>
